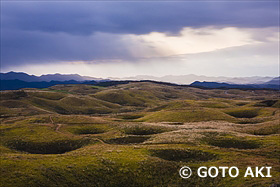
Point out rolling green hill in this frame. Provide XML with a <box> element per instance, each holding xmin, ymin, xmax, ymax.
<box><xmin>0</xmin><ymin>82</ymin><xmax>279</xmax><ymax>187</ymax></box>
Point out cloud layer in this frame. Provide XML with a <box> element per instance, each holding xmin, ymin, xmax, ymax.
<box><xmin>1</xmin><ymin>1</ymin><xmax>279</xmax><ymax>77</ymax></box>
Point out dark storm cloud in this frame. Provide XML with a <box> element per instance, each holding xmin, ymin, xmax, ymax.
<box><xmin>2</xmin><ymin>1</ymin><xmax>279</xmax><ymax>35</ymax></box>
<box><xmin>1</xmin><ymin>1</ymin><xmax>279</xmax><ymax>68</ymax></box>
<box><xmin>1</xmin><ymin>29</ymin><xmax>137</xmax><ymax>66</ymax></box>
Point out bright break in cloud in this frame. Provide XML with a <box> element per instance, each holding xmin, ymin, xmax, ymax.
<box><xmin>1</xmin><ymin>1</ymin><xmax>279</xmax><ymax>77</ymax></box>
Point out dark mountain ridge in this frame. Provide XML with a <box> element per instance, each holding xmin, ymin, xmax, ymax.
<box><xmin>191</xmin><ymin>81</ymin><xmax>279</xmax><ymax>90</ymax></box>
<box><xmin>0</xmin><ymin>79</ymin><xmax>91</xmax><ymax>91</ymax></box>
<box><xmin>265</xmin><ymin>76</ymin><xmax>279</xmax><ymax>85</ymax></box>
<box><xmin>1</xmin><ymin>72</ymin><xmax>279</xmax><ymax>91</ymax></box>
<box><xmin>1</xmin><ymin>79</ymin><xmax>279</xmax><ymax>91</ymax></box>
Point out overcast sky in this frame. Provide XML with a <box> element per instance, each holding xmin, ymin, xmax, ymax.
<box><xmin>1</xmin><ymin>1</ymin><xmax>279</xmax><ymax>78</ymax></box>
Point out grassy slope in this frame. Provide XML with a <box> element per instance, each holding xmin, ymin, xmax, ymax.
<box><xmin>138</xmin><ymin>108</ymin><xmax>235</xmax><ymax>122</ymax></box>
<box><xmin>0</xmin><ymin>83</ymin><xmax>279</xmax><ymax>186</ymax></box>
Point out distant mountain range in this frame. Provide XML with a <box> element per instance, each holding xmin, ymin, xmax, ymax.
<box><xmin>265</xmin><ymin>77</ymin><xmax>280</xmax><ymax>85</ymax></box>
<box><xmin>112</xmin><ymin>74</ymin><xmax>276</xmax><ymax>85</ymax></box>
<box><xmin>191</xmin><ymin>81</ymin><xmax>279</xmax><ymax>90</ymax></box>
<box><xmin>1</xmin><ymin>72</ymin><xmax>278</xmax><ymax>85</ymax></box>
<box><xmin>0</xmin><ymin>71</ymin><xmax>279</xmax><ymax>90</ymax></box>
<box><xmin>0</xmin><ymin>72</ymin><xmax>107</xmax><ymax>82</ymax></box>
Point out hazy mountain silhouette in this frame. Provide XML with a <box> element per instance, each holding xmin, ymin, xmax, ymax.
<box><xmin>190</xmin><ymin>81</ymin><xmax>279</xmax><ymax>90</ymax></box>
<box><xmin>0</xmin><ymin>72</ymin><xmax>105</xmax><ymax>82</ymax></box>
<box><xmin>1</xmin><ymin>72</ymin><xmax>277</xmax><ymax>85</ymax></box>
<box><xmin>264</xmin><ymin>76</ymin><xmax>279</xmax><ymax>85</ymax></box>
<box><xmin>111</xmin><ymin>74</ymin><xmax>275</xmax><ymax>85</ymax></box>
<box><xmin>0</xmin><ymin>72</ymin><xmax>41</xmax><ymax>82</ymax></box>
<box><xmin>1</xmin><ymin>72</ymin><xmax>279</xmax><ymax>90</ymax></box>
